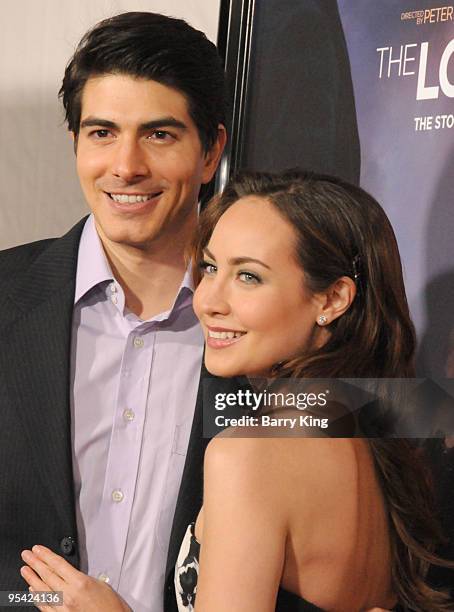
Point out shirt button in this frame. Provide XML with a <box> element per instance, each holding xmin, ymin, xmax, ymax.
<box><xmin>133</xmin><ymin>337</ymin><xmax>144</xmax><ymax>348</ymax></box>
<box><xmin>110</xmin><ymin>283</ymin><xmax>117</xmax><ymax>293</ymax></box>
<box><xmin>97</xmin><ymin>573</ymin><xmax>110</xmax><ymax>583</ymax></box>
<box><xmin>112</xmin><ymin>489</ymin><xmax>124</xmax><ymax>503</ymax></box>
<box><xmin>123</xmin><ymin>408</ymin><xmax>135</xmax><ymax>422</ymax></box>
<box><xmin>111</xmin><ymin>295</ymin><xmax>118</xmax><ymax>305</ymax></box>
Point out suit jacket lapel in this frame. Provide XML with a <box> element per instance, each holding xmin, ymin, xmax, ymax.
<box><xmin>0</xmin><ymin>219</ymin><xmax>87</xmax><ymax>528</ymax></box>
<box><xmin>165</xmin><ymin>361</ymin><xmax>210</xmax><ymax>579</ymax></box>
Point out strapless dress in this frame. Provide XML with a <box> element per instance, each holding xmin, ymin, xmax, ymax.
<box><xmin>175</xmin><ymin>523</ymin><xmax>329</xmax><ymax>611</ymax></box>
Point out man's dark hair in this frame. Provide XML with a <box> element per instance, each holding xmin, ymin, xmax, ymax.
<box><xmin>59</xmin><ymin>11</ymin><xmax>226</xmax><ymax>152</ymax></box>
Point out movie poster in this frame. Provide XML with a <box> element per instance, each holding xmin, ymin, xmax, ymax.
<box><xmin>338</xmin><ymin>1</ymin><xmax>454</xmax><ymax>377</ymax></box>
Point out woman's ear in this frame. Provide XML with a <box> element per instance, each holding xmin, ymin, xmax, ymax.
<box><xmin>316</xmin><ymin>276</ymin><xmax>357</xmax><ymax>327</ymax></box>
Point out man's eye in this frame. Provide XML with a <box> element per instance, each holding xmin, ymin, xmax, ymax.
<box><xmin>149</xmin><ymin>130</ymin><xmax>174</xmax><ymax>141</ymax></box>
<box><xmin>199</xmin><ymin>261</ymin><xmax>217</xmax><ymax>275</ymax></box>
<box><xmin>90</xmin><ymin>129</ymin><xmax>111</xmax><ymax>139</ymax></box>
<box><xmin>238</xmin><ymin>271</ymin><xmax>261</xmax><ymax>285</ymax></box>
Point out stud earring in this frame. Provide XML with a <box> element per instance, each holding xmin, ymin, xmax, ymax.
<box><xmin>317</xmin><ymin>315</ymin><xmax>328</xmax><ymax>326</ymax></box>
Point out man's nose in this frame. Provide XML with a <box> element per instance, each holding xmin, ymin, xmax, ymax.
<box><xmin>111</xmin><ymin>138</ymin><xmax>149</xmax><ymax>181</ymax></box>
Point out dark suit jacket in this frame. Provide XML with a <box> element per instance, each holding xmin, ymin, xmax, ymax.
<box><xmin>0</xmin><ymin>219</ymin><xmax>210</xmax><ymax>611</ymax></box>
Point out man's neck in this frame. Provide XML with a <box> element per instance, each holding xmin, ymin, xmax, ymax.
<box><xmin>100</xmin><ymin>232</ymin><xmax>192</xmax><ymax>320</ymax></box>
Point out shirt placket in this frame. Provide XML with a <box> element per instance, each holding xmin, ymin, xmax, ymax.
<box><xmin>90</xmin><ymin>324</ymin><xmax>156</xmax><ymax>588</ymax></box>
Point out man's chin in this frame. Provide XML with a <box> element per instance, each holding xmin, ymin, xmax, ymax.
<box><xmin>97</xmin><ymin>227</ymin><xmax>160</xmax><ymax>252</ymax></box>
<box><xmin>92</xmin><ymin>215</ymin><xmax>159</xmax><ymax>249</ymax></box>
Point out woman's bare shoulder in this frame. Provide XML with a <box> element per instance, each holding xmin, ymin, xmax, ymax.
<box><xmin>204</xmin><ymin>436</ymin><xmax>286</xmax><ymax>490</ymax></box>
<box><xmin>203</xmin><ymin>436</ymin><xmax>367</xmax><ymax>507</ymax></box>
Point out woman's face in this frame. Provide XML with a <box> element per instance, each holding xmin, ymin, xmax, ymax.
<box><xmin>193</xmin><ymin>196</ymin><xmax>324</xmax><ymax>377</ymax></box>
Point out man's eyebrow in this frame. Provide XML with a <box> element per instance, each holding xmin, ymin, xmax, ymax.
<box><xmin>80</xmin><ymin>118</ymin><xmax>118</xmax><ymax>130</ymax></box>
<box><xmin>203</xmin><ymin>248</ymin><xmax>271</xmax><ymax>270</ymax></box>
<box><xmin>139</xmin><ymin>117</ymin><xmax>188</xmax><ymax>131</ymax></box>
<box><xmin>79</xmin><ymin>116</ymin><xmax>188</xmax><ymax>131</ymax></box>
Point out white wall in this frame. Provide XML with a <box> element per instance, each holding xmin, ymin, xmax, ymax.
<box><xmin>0</xmin><ymin>0</ymin><xmax>221</xmax><ymax>249</ymax></box>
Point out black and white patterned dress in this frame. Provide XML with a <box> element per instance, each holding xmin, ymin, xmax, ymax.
<box><xmin>174</xmin><ymin>524</ymin><xmax>200</xmax><ymax>612</ymax></box>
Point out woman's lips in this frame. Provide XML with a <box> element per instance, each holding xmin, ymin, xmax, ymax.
<box><xmin>206</xmin><ymin>328</ymin><xmax>247</xmax><ymax>349</ymax></box>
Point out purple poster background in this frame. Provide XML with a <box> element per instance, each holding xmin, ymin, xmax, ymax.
<box><xmin>338</xmin><ymin>1</ymin><xmax>454</xmax><ymax>376</ymax></box>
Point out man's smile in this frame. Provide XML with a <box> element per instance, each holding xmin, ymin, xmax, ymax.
<box><xmin>107</xmin><ymin>192</ymin><xmax>163</xmax><ymax>204</ymax></box>
<box><xmin>107</xmin><ymin>191</ymin><xmax>162</xmax><ymax>204</ymax></box>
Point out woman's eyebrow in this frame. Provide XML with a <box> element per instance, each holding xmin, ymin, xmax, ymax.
<box><xmin>203</xmin><ymin>247</ymin><xmax>270</xmax><ymax>270</ymax></box>
<box><xmin>203</xmin><ymin>247</ymin><xmax>216</xmax><ymax>260</ymax></box>
<box><xmin>228</xmin><ymin>256</ymin><xmax>271</xmax><ymax>270</ymax></box>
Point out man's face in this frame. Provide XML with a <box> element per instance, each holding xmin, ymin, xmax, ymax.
<box><xmin>75</xmin><ymin>74</ymin><xmax>224</xmax><ymax>250</ymax></box>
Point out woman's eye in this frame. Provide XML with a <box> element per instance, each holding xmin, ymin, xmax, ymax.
<box><xmin>238</xmin><ymin>271</ymin><xmax>261</xmax><ymax>284</ymax></box>
<box><xmin>199</xmin><ymin>261</ymin><xmax>217</xmax><ymax>275</ymax></box>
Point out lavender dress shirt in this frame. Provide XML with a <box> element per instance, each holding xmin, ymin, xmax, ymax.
<box><xmin>70</xmin><ymin>215</ymin><xmax>204</xmax><ymax>612</ymax></box>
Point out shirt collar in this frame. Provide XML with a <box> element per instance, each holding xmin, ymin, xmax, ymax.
<box><xmin>74</xmin><ymin>215</ymin><xmax>195</xmax><ymax>315</ymax></box>
<box><xmin>74</xmin><ymin>215</ymin><xmax>113</xmax><ymax>304</ymax></box>
<box><xmin>180</xmin><ymin>261</ymin><xmax>195</xmax><ymax>292</ymax></box>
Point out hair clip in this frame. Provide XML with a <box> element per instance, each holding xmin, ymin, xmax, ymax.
<box><xmin>352</xmin><ymin>254</ymin><xmax>361</xmax><ymax>281</ymax></box>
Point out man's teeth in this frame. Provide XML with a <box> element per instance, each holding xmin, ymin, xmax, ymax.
<box><xmin>208</xmin><ymin>330</ymin><xmax>244</xmax><ymax>340</ymax></box>
<box><xmin>110</xmin><ymin>193</ymin><xmax>156</xmax><ymax>203</ymax></box>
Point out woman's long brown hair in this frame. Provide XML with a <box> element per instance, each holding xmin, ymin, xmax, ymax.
<box><xmin>193</xmin><ymin>170</ymin><xmax>453</xmax><ymax>611</ymax></box>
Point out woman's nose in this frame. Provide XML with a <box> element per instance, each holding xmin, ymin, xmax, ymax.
<box><xmin>194</xmin><ymin>278</ymin><xmax>231</xmax><ymax>318</ymax></box>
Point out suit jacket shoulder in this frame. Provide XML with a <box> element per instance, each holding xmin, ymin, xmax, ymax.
<box><xmin>0</xmin><ymin>238</ymin><xmax>55</xmax><ymax>298</ymax></box>
<box><xmin>0</xmin><ymin>236</ymin><xmax>55</xmax><ymax>264</ymax></box>
<box><xmin>0</xmin><ymin>219</ymin><xmax>87</xmax><ymax>328</ymax></box>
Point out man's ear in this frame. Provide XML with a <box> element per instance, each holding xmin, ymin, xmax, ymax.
<box><xmin>316</xmin><ymin>276</ymin><xmax>357</xmax><ymax>326</ymax></box>
<box><xmin>71</xmin><ymin>131</ymin><xmax>78</xmax><ymax>155</ymax></box>
<box><xmin>201</xmin><ymin>124</ymin><xmax>227</xmax><ymax>184</ymax></box>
